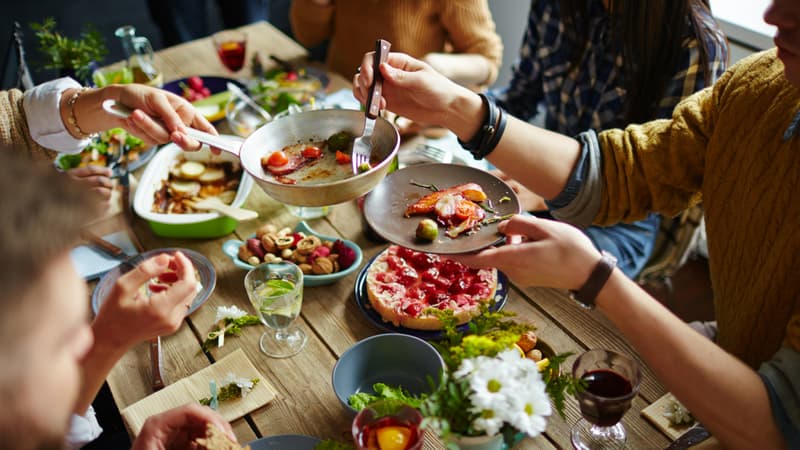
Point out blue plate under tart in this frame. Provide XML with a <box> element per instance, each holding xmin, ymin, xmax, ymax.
<box><xmin>353</xmin><ymin>252</ymin><xmax>509</xmax><ymax>340</ymax></box>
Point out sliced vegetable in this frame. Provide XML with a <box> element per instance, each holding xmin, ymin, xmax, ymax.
<box><xmin>180</xmin><ymin>161</ymin><xmax>206</xmax><ymax>179</ymax></box>
<box><xmin>301</xmin><ymin>146</ymin><xmax>322</xmax><ymax>159</ymax></box>
<box><xmin>335</xmin><ymin>150</ymin><xmax>351</xmax><ymax>164</ymax></box>
<box><xmin>198</xmin><ymin>168</ymin><xmax>225</xmax><ymax>183</ymax></box>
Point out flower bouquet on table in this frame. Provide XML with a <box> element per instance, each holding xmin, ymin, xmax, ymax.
<box><xmin>421</xmin><ymin>305</ymin><xmax>582</xmax><ymax>450</ymax></box>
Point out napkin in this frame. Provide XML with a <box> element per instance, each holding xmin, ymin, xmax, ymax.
<box><xmin>70</xmin><ymin>231</ymin><xmax>138</xmax><ymax>280</ymax></box>
<box><xmin>120</xmin><ymin>348</ymin><xmax>277</xmax><ymax>435</ymax></box>
<box><xmin>641</xmin><ymin>393</ymin><xmax>698</xmax><ymax>440</ymax></box>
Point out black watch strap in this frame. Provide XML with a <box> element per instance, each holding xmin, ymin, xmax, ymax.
<box><xmin>570</xmin><ymin>250</ymin><xmax>617</xmax><ymax>310</ymax></box>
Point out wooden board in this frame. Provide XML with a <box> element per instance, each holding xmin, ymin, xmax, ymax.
<box><xmin>121</xmin><ymin>349</ymin><xmax>277</xmax><ymax>435</ymax></box>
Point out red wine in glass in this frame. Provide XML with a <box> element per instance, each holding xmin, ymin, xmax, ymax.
<box><xmin>212</xmin><ymin>30</ymin><xmax>247</xmax><ymax>72</ymax></box>
<box><xmin>217</xmin><ymin>41</ymin><xmax>246</xmax><ymax>72</ymax></box>
<box><xmin>571</xmin><ymin>349</ymin><xmax>641</xmax><ymax>450</ymax></box>
<box><xmin>578</xmin><ymin>369</ymin><xmax>634</xmax><ymax>427</ymax></box>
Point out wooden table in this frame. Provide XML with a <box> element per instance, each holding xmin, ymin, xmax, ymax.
<box><xmin>101</xmin><ymin>21</ymin><xmax>674</xmax><ymax>449</ymax></box>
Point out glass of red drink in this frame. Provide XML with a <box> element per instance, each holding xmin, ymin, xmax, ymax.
<box><xmin>571</xmin><ymin>349</ymin><xmax>641</xmax><ymax>450</ymax></box>
<box><xmin>212</xmin><ymin>30</ymin><xmax>247</xmax><ymax>72</ymax></box>
<box><xmin>352</xmin><ymin>401</ymin><xmax>424</xmax><ymax>450</ymax></box>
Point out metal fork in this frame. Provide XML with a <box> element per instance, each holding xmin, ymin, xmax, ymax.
<box><xmin>415</xmin><ymin>143</ymin><xmax>453</xmax><ymax>163</ymax></box>
<box><xmin>352</xmin><ymin>39</ymin><xmax>391</xmax><ymax>174</ymax></box>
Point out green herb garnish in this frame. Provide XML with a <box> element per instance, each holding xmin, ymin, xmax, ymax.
<box><xmin>199</xmin><ymin>378</ymin><xmax>260</xmax><ymax>406</ymax></box>
<box><xmin>313</xmin><ymin>440</ymin><xmax>355</xmax><ymax>450</ymax></box>
<box><xmin>348</xmin><ymin>383</ymin><xmax>426</xmax><ymax>411</ymax></box>
<box><xmin>201</xmin><ymin>315</ymin><xmax>260</xmax><ymax>351</ymax></box>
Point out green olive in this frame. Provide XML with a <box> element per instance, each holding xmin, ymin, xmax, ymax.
<box><xmin>416</xmin><ymin>218</ymin><xmax>439</xmax><ymax>242</ymax></box>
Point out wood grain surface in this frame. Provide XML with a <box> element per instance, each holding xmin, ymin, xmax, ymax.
<box><xmin>98</xmin><ymin>21</ymin><xmax>673</xmax><ymax>449</ymax></box>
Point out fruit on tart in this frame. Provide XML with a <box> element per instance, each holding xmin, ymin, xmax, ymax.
<box><xmin>365</xmin><ymin>245</ymin><xmax>498</xmax><ymax>330</ymax></box>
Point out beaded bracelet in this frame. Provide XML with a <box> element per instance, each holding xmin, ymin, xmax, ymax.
<box><xmin>66</xmin><ymin>87</ymin><xmax>97</xmax><ymax>139</ymax></box>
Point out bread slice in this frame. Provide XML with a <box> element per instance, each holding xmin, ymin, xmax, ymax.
<box><xmin>194</xmin><ymin>423</ymin><xmax>251</xmax><ymax>450</ymax></box>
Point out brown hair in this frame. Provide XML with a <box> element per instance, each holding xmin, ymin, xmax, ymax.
<box><xmin>560</xmin><ymin>0</ymin><xmax>725</xmax><ymax>124</ymax></box>
<box><xmin>0</xmin><ymin>152</ymin><xmax>100</xmax><ymax>332</ymax></box>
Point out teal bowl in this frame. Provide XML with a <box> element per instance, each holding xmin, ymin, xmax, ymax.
<box><xmin>332</xmin><ymin>333</ymin><xmax>445</xmax><ymax>414</ymax></box>
<box><xmin>222</xmin><ymin>220</ymin><xmax>362</xmax><ymax>287</ymax></box>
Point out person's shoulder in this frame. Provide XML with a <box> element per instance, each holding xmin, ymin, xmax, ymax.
<box><xmin>718</xmin><ymin>49</ymin><xmax>786</xmax><ymax>92</ymax></box>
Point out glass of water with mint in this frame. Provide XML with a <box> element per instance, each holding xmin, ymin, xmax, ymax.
<box><xmin>245</xmin><ymin>262</ymin><xmax>306</xmax><ymax>358</ymax></box>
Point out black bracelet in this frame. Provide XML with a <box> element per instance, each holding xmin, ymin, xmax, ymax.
<box><xmin>458</xmin><ymin>93</ymin><xmax>494</xmax><ymax>153</ymax></box>
<box><xmin>477</xmin><ymin>105</ymin><xmax>507</xmax><ymax>159</ymax></box>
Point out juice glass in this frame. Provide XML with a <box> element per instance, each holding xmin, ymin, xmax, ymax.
<box><xmin>245</xmin><ymin>262</ymin><xmax>306</xmax><ymax>358</ymax></box>
<box><xmin>213</xmin><ymin>30</ymin><xmax>247</xmax><ymax>72</ymax></box>
<box><xmin>352</xmin><ymin>401</ymin><xmax>424</xmax><ymax>450</ymax></box>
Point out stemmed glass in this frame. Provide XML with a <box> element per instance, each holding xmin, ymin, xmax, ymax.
<box><xmin>245</xmin><ymin>262</ymin><xmax>306</xmax><ymax>358</ymax></box>
<box><xmin>212</xmin><ymin>30</ymin><xmax>247</xmax><ymax>72</ymax></box>
<box><xmin>571</xmin><ymin>349</ymin><xmax>641</xmax><ymax>450</ymax></box>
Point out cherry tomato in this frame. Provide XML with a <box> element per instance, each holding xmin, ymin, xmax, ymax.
<box><xmin>187</xmin><ymin>76</ymin><xmax>204</xmax><ymax>91</ymax></box>
<box><xmin>148</xmin><ymin>282</ymin><xmax>168</xmax><ymax>293</ymax></box>
<box><xmin>158</xmin><ymin>271</ymin><xmax>179</xmax><ymax>284</ymax></box>
<box><xmin>285</xmin><ymin>71</ymin><xmax>298</xmax><ymax>81</ymax></box>
<box><xmin>301</xmin><ymin>146</ymin><xmax>322</xmax><ymax>159</ymax></box>
<box><xmin>335</xmin><ymin>150</ymin><xmax>351</xmax><ymax>164</ymax></box>
<box><xmin>267</xmin><ymin>151</ymin><xmax>289</xmax><ymax>167</ymax></box>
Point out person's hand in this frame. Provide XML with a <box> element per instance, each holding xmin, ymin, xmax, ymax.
<box><xmin>353</xmin><ymin>52</ymin><xmax>470</xmax><ymax>128</ymax></box>
<box><xmin>113</xmin><ymin>84</ymin><xmax>218</xmax><ymax>152</ymax></box>
<box><xmin>490</xmin><ymin>170</ymin><xmax>547</xmax><ymax>211</ymax></box>
<box><xmin>449</xmin><ymin>215</ymin><xmax>601</xmax><ymax>290</ymax></box>
<box><xmin>92</xmin><ymin>251</ymin><xmax>198</xmax><ymax>348</ymax></box>
<box><xmin>66</xmin><ymin>165</ymin><xmax>113</xmax><ymax>204</ymax></box>
<box><xmin>131</xmin><ymin>403</ymin><xmax>236</xmax><ymax>450</ymax></box>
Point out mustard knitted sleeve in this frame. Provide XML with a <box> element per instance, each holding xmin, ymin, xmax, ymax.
<box><xmin>441</xmin><ymin>0</ymin><xmax>503</xmax><ymax>85</ymax></box>
<box><xmin>594</xmin><ymin>77</ymin><xmax>722</xmax><ymax>225</ymax></box>
<box><xmin>290</xmin><ymin>0</ymin><xmax>335</xmax><ymax>48</ymax></box>
<box><xmin>0</xmin><ymin>89</ymin><xmax>54</xmax><ymax>162</ymax></box>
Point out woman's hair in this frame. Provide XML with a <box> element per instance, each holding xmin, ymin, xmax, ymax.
<box><xmin>560</xmin><ymin>0</ymin><xmax>724</xmax><ymax>124</ymax></box>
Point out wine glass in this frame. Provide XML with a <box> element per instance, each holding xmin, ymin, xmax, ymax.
<box><xmin>212</xmin><ymin>30</ymin><xmax>247</xmax><ymax>72</ymax></box>
<box><xmin>352</xmin><ymin>401</ymin><xmax>424</xmax><ymax>450</ymax></box>
<box><xmin>245</xmin><ymin>262</ymin><xmax>306</xmax><ymax>358</ymax></box>
<box><xmin>571</xmin><ymin>349</ymin><xmax>641</xmax><ymax>450</ymax></box>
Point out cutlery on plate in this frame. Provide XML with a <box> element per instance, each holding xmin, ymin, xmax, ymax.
<box><xmin>351</xmin><ymin>39</ymin><xmax>391</xmax><ymax>175</ymax></box>
<box><xmin>664</xmin><ymin>424</ymin><xmax>711</xmax><ymax>449</ymax></box>
<box><xmin>187</xmin><ymin>196</ymin><xmax>259</xmax><ymax>222</ymax></box>
<box><xmin>226</xmin><ymin>81</ymin><xmax>272</xmax><ymax>123</ymax></box>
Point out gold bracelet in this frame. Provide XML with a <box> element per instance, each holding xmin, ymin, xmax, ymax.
<box><xmin>66</xmin><ymin>87</ymin><xmax>97</xmax><ymax>139</ymax></box>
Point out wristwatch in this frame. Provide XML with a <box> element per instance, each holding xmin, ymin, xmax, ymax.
<box><xmin>569</xmin><ymin>250</ymin><xmax>618</xmax><ymax>310</ymax></box>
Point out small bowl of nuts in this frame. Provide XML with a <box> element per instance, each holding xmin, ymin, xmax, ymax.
<box><xmin>222</xmin><ymin>220</ymin><xmax>363</xmax><ymax>287</ymax></box>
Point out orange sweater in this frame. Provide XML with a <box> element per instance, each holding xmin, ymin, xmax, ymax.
<box><xmin>597</xmin><ymin>50</ymin><xmax>800</xmax><ymax>368</ymax></box>
<box><xmin>290</xmin><ymin>0</ymin><xmax>502</xmax><ymax>84</ymax></box>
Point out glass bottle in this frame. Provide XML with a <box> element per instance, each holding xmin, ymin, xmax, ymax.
<box><xmin>114</xmin><ymin>26</ymin><xmax>162</xmax><ymax>86</ymax></box>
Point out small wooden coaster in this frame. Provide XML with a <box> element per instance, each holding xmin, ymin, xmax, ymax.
<box><xmin>641</xmin><ymin>393</ymin><xmax>696</xmax><ymax>440</ymax></box>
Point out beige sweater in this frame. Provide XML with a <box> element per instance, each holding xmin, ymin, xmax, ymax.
<box><xmin>0</xmin><ymin>89</ymin><xmax>55</xmax><ymax>162</ymax></box>
<box><xmin>597</xmin><ymin>50</ymin><xmax>800</xmax><ymax>368</ymax></box>
<box><xmin>290</xmin><ymin>0</ymin><xmax>502</xmax><ymax>83</ymax></box>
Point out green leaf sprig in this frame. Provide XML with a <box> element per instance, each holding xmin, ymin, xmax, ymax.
<box><xmin>201</xmin><ymin>315</ymin><xmax>260</xmax><ymax>351</ymax></box>
<box><xmin>30</xmin><ymin>17</ymin><xmax>108</xmax><ymax>84</ymax></box>
<box><xmin>199</xmin><ymin>378</ymin><xmax>260</xmax><ymax>406</ymax></box>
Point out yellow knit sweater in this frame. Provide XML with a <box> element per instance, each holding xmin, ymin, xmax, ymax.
<box><xmin>597</xmin><ymin>49</ymin><xmax>800</xmax><ymax>368</ymax></box>
<box><xmin>290</xmin><ymin>0</ymin><xmax>502</xmax><ymax>83</ymax></box>
<box><xmin>0</xmin><ymin>89</ymin><xmax>55</xmax><ymax>161</ymax></box>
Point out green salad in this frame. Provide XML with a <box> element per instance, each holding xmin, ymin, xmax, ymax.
<box><xmin>57</xmin><ymin>128</ymin><xmax>147</xmax><ymax>170</ymax></box>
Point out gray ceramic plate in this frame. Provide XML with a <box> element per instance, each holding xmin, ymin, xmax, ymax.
<box><xmin>248</xmin><ymin>434</ymin><xmax>321</xmax><ymax>450</ymax></box>
<box><xmin>91</xmin><ymin>247</ymin><xmax>216</xmax><ymax>316</ymax></box>
<box><xmin>363</xmin><ymin>163</ymin><xmax>521</xmax><ymax>254</ymax></box>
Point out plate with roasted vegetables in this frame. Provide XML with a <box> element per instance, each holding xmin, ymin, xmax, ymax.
<box><xmin>54</xmin><ymin>128</ymin><xmax>156</xmax><ymax>174</ymax></box>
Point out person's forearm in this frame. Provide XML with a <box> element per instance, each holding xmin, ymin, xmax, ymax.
<box><xmin>74</xmin><ymin>320</ymin><xmax>130</xmax><ymax>414</ymax></box>
<box><xmin>595</xmin><ymin>270</ymin><xmax>786</xmax><ymax>449</ymax></box>
<box><xmin>423</xmin><ymin>53</ymin><xmax>493</xmax><ymax>87</ymax></box>
<box><xmin>59</xmin><ymin>85</ymin><xmax>124</xmax><ymax>138</ymax></box>
<box><xmin>444</xmin><ymin>90</ymin><xmax>581</xmax><ymax>200</ymax></box>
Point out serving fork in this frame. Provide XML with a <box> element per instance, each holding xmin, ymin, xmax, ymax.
<box><xmin>352</xmin><ymin>39</ymin><xmax>391</xmax><ymax>174</ymax></box>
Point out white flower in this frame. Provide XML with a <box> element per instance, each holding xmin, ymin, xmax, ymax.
<box><xmin>215</xmin><ymin>305</ymin><xmax>248</xmax><ymax>323</ymax></box>
<box><xmin>456</xmin><ymin>349</ymin><xmax>552</xmax><ymax>438</ymax></box>
<box><xmin>223</xmin><ymin>372</ymin><xmax>256</xmax><ymax>397</ymax></box>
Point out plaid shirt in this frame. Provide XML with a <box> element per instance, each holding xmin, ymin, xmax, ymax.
<box><xmin>493</xmin><ymin>0</ymin><xmax>729</xmax><ymax>135</ymax></box>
